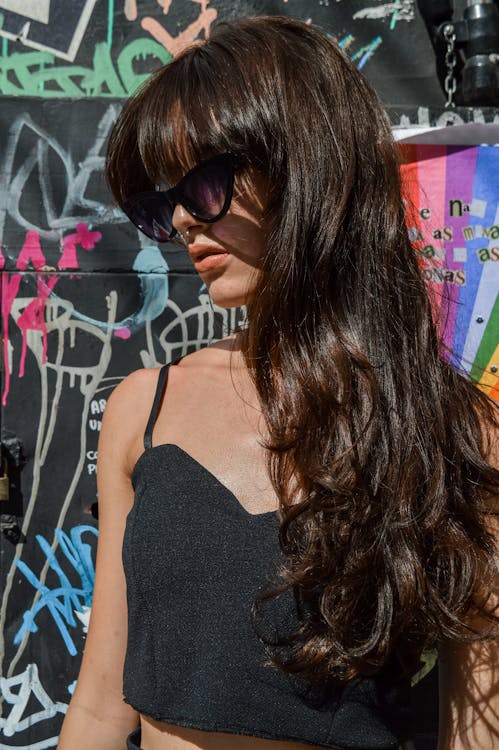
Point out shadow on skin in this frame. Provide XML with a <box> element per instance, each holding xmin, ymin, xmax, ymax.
<box><xmin>439</xmin><ymin>635</ymin><xmax>499</xmax><ymax>749</ymax></box>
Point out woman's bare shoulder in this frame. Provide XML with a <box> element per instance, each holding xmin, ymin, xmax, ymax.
<box><xmin>174</xmin><ymin>335</ymin><xmax>245</xmax><ymax>375</ymax></box>
<box><xmin>105</xmin><ymin>366</ymin><xmax>162</xmax><ymax>422</ymax></box>
<box><xmin>101</xmin><ymin>342</ymin><xmax>242</xmax><ymax>466</ymax></box>
<box><xmin>100</xmin><ymin>367</ymin><xmax>164</xmax><ymax>476</ymax></box>
<box><xmin>104</xmin><ymin>354</ymin><xmax>207</xmax><ymax>430</ymax></box>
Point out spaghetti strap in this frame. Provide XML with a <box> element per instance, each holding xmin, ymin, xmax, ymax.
<box><xmin>143</xmin><ymin>363</ymin><xmax>172</xmax><ymax>450</ymax></box>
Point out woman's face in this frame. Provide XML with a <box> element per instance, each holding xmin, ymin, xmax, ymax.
<box><xmin>172</xmin><ymin>168</ymin><xmax>268</xmax><ymax>309</ymax></box>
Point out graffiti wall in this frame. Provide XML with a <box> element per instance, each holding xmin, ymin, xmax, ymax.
<box><xmin>0</xmin><ymin>2</ymin><xmax>497</xmax><ymax>749</ymax></box>
<box><xmin>0</xmin><ymin>96</ymin><xmax>243</xmax><ymax>747</ymax></box>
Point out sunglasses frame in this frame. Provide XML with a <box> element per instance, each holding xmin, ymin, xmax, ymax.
<box><xmin>121</xmin><ymin>152</ymin><xmax>242</xmax><ymax>243</ymax></box>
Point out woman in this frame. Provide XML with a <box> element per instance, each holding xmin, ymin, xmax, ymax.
<box><xmin>58</xmin><ymin>16</ymin><xmax>498</xmax><ymax>750</ymax></box>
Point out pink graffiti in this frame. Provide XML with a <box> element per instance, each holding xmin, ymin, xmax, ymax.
<box><xmin>17</xmin><ymin>276</ymin><xmax>59</xmax><ymax>378</ymax></box>
<box><xmin>0</xmin><ymin>246</ymin><xmax>5</xmax><ymax>270</ymax></box>
<box><xmin>1</xmin><ymin>226</ymin><xmax>102</xmax><ymax>404</ymax></box>
<box><xmin>58</xmin><ymin>223</ymin><xmax>102</xmax><ymax>270</ymax></box>
<box><xmin>141</xmin><ymin>0</ymin><xmax>217</xmax><ymax>56</ymax></box>
<box><xmin>1</xmin><ymin>273</ymin><xmax>22</xmax><ymax>406</ymax></box>
<box><xmin>114</xmin><ymin>327</ymin><xmax>131</xmax><ymax>339</ymax></box>
<box><xmin>16</xmin><ymin>230</ymin><xmax>47</xmax><ymax>271</ymax></box>
<box><xmin>1</xmin><ymin>231</ymin><xmax>51</xmax><ymax>404</ymax></box>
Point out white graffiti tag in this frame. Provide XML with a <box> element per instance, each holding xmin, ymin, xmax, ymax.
<box><xmin>0</xmin><ymin>663</ymin><xmax>67</xmax><ymax>747</ymax></box>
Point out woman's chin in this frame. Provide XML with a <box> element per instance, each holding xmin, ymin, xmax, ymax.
<box><xmin>204</xmin><ymin>281</ymin><xmax>253</xmax><ymax>310</ymax></box>
<box><xmin>207</xmin><ymin>294</ymin><xmax>248</xmax><ymax>310</ymax></box>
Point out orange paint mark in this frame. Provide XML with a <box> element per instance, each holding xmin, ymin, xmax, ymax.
<box><xmin>157</xmin><ymin>0</ymin><xmax>173</xmax><ymax>12</ymax></box>
<box><xmin>488</xmin><ymin>378</ymin><xmax>499</xmax><ymax>402</ymax></box>
<box><xmin>124</xmin><ymin>0</ymin><xmax>138</xmax><ymax>21</ymax></box>
<box><xmin>141</xmin><ymin>0</ymin><xmax>217</xmax><ymax>56</ymax></box>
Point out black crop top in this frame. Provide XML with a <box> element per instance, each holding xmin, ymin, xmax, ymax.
<box><xmin>122</xmin><ymin>362</ymin><xmax>414</xmax><ymax>749</ymax></box>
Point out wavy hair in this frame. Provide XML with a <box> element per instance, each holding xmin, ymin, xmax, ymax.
<box><xmin>106</xmin><ymin>16</ymin><xmax>499</xmax><ymax>683</ymax></box>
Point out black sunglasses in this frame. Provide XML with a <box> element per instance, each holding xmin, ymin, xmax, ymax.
<box><xmin>121</xmin><ymin>152</ymin><xmax>242</xmax><ymax>243</ymax></box>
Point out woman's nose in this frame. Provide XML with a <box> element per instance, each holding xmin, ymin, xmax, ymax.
<box><xmin>172</xmin><ymin>203</ymin><xmax>205</xmax><ymax>239</ymax></box>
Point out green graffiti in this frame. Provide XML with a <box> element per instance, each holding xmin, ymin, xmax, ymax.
<box><xmin>117</xmin><ymin>39</ymin><xmax>172</xmax><ymax>95</ymax></box>
<box><xmin>0</xmin><ymin>38</ymin><xmax>171</xmax><ymax>98</ymax></box>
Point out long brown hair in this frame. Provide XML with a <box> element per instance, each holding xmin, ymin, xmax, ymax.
<box><xmin>106</xmin><ymin>16</ymin><xmax>499</xmax><ymax>683</ymax></box>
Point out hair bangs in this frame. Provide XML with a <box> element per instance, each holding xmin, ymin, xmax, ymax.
<box><xmin>134</xmin><ymin>45</ymin><xmax>261</xmax><ymax>190</ymax></box>
<box><xmin>107</xmin><ymin>32</ymin><xmax>277</xmax><ymax>206</ymax></box>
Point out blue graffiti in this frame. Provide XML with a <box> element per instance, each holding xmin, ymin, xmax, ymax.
<box><xmin>48</xmin><ymin>243</ymin><xmax>170</xmax><ymax>336</ymax></box>
<box><xmin>68</xmin><ymin>680</ymin><xmax>77</xmax><ymax>695</ymax></box>
<box><xmin>14</xmin><ymin>525</ymin><xmax>98</xmax><ymax>656</ymax></box>
<box><xmin>333</xmin><ymin>34</ymin><xmax>383</xmax><ymax>70</ymax></box>
<box><xmin>350</xmin><ymin>36</ymin><xmax>383</xmax><ymax>69</ymax></box>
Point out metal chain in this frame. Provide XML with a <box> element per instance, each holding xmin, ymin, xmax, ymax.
<box><xmin>443</xmin><ymin>24</ymin><xmax>457</xmax><ymax>109</ymax></box>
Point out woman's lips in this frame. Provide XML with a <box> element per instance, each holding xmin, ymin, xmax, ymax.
<box><xmin>189</xmin><ymin>245</ymin><xmax>229</xmax><ymax>272</ymax></box>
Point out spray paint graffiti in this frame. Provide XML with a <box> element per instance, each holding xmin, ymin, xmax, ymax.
<box><xmin>0</xmin><ymin>0</ymin><xmax>98</xmax><ymax>61</ymax></box>
<box><xmin>1</xmin><ymin>227</ymin><xmax>99</xmax><ymax>407</ymax></box>
<box><xmin>13</xmin><ymin>525</ymin><xmax>98</xmax><ymax>656</ymax></box>
<box><xmin>0</xmin><ymin>280</ymin><xmax>116</xmax><ymax>675</ymax></box>
<box><xmin>353</xmin><ymin>2</ymin><xmax>415</xmax><ymax>25</ymax></box>
<box><xmin>0</xmin><ymin>0</ymin><xmax>217</xmax><ymax>97</ymax></box>
<box><xmin>0</xmin><ymin>104</ymin><xmax>176</xmax><ymax>417</ymax></box>
<box><xmin>0</xmin><ymin>249</ymin><xmax>171</xmax><ymax>406</ymax></box>
<box><xmin>0</xmin><ymin>39</ymin><xmax>172</xmax><ymax>97</ymax></box>
<box><xmin>138</xmin><ymin>0</ymin><xmax>218</xmax><ymax>57</ymax></box>
<box><xmin>0</xmin><ymin>663</ymin><xmax>67</xmax><ymax>747</ymax></box>
<box><xmin>0</xmin><ymin>1</ymin><xmax>392</xmax><ymax>99</ymax></box>
<box><xmin>0</xmin><ymin>106</ymin><xmax>119</xmax><ymax>239</ymax></box>
<box><xmin>0</xmin><ymin>34</ymin><xmax>382</xmax><ymax>98</ymax></box>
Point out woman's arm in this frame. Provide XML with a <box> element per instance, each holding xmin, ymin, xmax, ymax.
<box><xmin>438</xmin><ymin>413</ymin><xmax>499</xmax><ymax>750</ymax></box>
<box><xmin>57</xmin><ymin>369</ymin><xmax>158</xmax><ymax>750</ymax></box>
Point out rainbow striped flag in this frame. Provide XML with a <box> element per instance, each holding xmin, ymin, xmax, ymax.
<box><xmin>400</xmin><ymin>144</ymin><xmax>499</xmax><ymax>400</ymax></box>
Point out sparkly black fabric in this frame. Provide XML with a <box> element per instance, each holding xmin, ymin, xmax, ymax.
<box><xmin>121</xmin><ymin>364</ymin><xmax>414</xmax><ymax>749</ymax></box>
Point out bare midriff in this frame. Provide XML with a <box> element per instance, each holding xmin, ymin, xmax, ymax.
<box><xmin>140</xmin><ymin>715</ymin><xmax>334</xmax><ymax>750</ymax></box>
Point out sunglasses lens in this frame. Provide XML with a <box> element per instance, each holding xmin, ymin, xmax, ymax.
<box><xmin>123</xmin><ymin>193</ymin><xmax>173</xmax><ymax>242</ymax></box>
<box><xmin>122</xmin><ymin>155</ymin><xmax>236</xmax><ymax>243</ymax></box>
<box><xmin>179</xmin><ymin>156</ymin><xmax>232</xmax><ymax>220</ymax></box>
